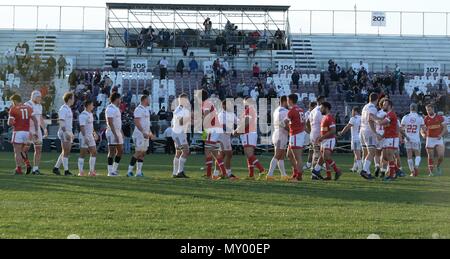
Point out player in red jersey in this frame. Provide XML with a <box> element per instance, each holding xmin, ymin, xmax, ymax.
<box><xmin>234</xmin><ymin>97</ymin><xmax>265</xmax><ymax>180</ymax></box>
<box><xmin>7</xmin><ymin>95</ymin><xmax>39</xmax><ymax>175</ymax></box>
<box><xmin>377</xmin><ymin>99</ymin><xmax>401</xmax><ymax>181</ymax></box>
<box><xmin>422</xmin><ymin>104</ymin><xmax>447</xmax><ymax>176</ymax></box>
<box><xmin>312</xmin><ymin>102</ymin><xmax>342</xmax><ymax>181</ymax></box>
<box><xmin>200</xmin><ymin>90</ymin><xmax>228</xmax><ymax>180</ymax></box>
<box><xmin>285</xmin><ymin>94</ymin><xmax>306</xmax><ymax>181</ymax></box>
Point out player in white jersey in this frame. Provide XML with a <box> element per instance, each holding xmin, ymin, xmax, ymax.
<box><xmin>309</xmin><ymin>96</ymin><xmax>326</xmax><ymax>171</ymax></box>
<box><xmin>53</xmin><ymin>92</ymin><xmax>75</xmax><ymax>176</ymax></box>
<box><xmin>374</xmin><ymin>104</ymin><xmax>387</xmax><ymax>177</ymax></box>
<box><xmin>267</xmin><ymin>96</ymin><xmax>290</xmax><ymax>181</ymax></box>
<box><xmin>216</xmin><ymin>100</ymin><xmax>239</xmax><ymax>180</ymax></box>
<box><xmin>401</xmin><ymin>103</ymin><xmax>425</xmax><ymax>177</ymax></box>
<box><xmin>171</xmin><ymin>94</ymin><xmax>191</xmax><ymax>178</ymax></box>
<box><xmin>78</xmin><ymin>100</ymin><xmax>98</xmax><ymax>177</ymax></box>
<box><xmin>127</xmin><ymin>95</ymin><xmax>155</xmax><ymax>178</ymax></box>
<box><xmin>338</xmin><ymin>107</ymin><xmax>362</xmax><ymax>173</ymax></box>
<box><xmin>359</xmin><ymin>93</ymin><xmax>383</xmax><ymax>180</ymax></box>
<box><xmin>304</xmin><ymin>101</ymin><xmax>318</xmax><ymax>170</ymax></box>
<box><xmin>105</xmin><ymin>93</ymin><xmax>124</xmax><ymax>177</ymax></box>
<box><xmin>25</xmin><ymin>91</ymin><xmax>48</xmax><ymax>175</ymax></box>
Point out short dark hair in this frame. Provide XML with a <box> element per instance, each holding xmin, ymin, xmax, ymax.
<box><xmin>288</xmin><ymin>94</ymin><xmax>298</xmax><ymax>104</ymax></box>
<box><xmin>141</xmin><ymin>95</ymin><xmax>149</xmax><ymax>102</ymax></box>
<box><xmin>179</xmin><ymin>93</ymin><xmax>189</xmax><ymax>99</ymax></box>
<box><xmin>84</xmin><ymin>100</ymin><xmax>93</xmax><ymax>108</ymax></box>
<box><xmin>142</xmin><ymin>89</ymin><xmax>150</xmax><ymax>96</ymax></box>
<box><xmin>63</xmin><ymin>92</ymin><xmax>74</xmax><ymax>103</ymax></box>
<box><xmin>352</xmin><ymin>107</ymin><xmax>361</xmax><ymax>114</ymax></box>
<box><xmin>369</xmin><ymin>93</ymin><xmax>379</xmax><ymax>103</ymax></box>
<box><xmin>322</xmin><ymin>102</ymin><xmax>332</xmax><ymax>110</ymax></box>
<box><xmin>110</xmin><ymin>92</ymin><xmax>121</xmax><ymax>103</ymax></box>
<box><xmin>317</xmin><ymin>96</ymin><xmax>326</xmax><ymax>103</ymax></box>
<box><xmin>309</xmin><ymin>101</ymin><xmax>317</xmax><ymax>109</ymax></box>
<box><xmin>384</xmin><ymin>99</ymin><xmax>393</xmax><ymax>107</ymax></box>
<box><xmin>10</xmin><ymin>94</ymin><xmax>22</xmax><ymax>103</ymax></box>
<box><xmin>280</xmin><ymin>96</ymin><xmax>288</xmax><ymax>103</ymax></box>
<box><xmin>426</xmin><ymin>104</ymin><xmax>434</xmax><ymax>110</ymax></box>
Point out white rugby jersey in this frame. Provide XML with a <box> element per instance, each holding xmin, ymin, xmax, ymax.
<box><xmin>79</xmin><ymin>110</ymin><xmax>94</xmax><ymax>136</ymax></box>
<box><xmin>133</xmin><ymin>105</ymin><xmax>151</xmax><ymax>135</ymax></box>
<box><xmin>309</xmin><ymin>105</ymin><xmax>322</xmax><ymax>136</ymax></box>
<box><xmin>218</xmin><ymin>111</ymin><xmax>238</xmax><ymax>134</ymax></box>
<box><xmin>401</xmin><ymin>112</ymin><xmax>424</xmax><ymax>143</ymax></box>
<box><xmin>25</xmin><ymin>100</ymin><xmax>43</xmax><ymax>133</ymax></box>
<box><xmin>376</xmin><ymin>110</ymin><xmax>387</xmax><ymax>135</ymax></box>
<box><xmin>361</xmin><ymin>103</ymin><xmax>378</xmax><ymax>132</ymax></box>
<box><xmin>106</xmin><ymin>104</ymin><xmax>122</xmax><ymax>132</ymax></box>
<box><xmin>58</xmin><ymin>104</ymin><xmax>73</xmax><ymax>132</ymax></box>
<box><xmin>272</xmin><ymin>106</ymin><xmax>289</xmax><ymax>133</ymax></box>
<box><xmin>172</xmin><ymin>105</ymin><xmax>191</xmax><ymax>134</ymax></box>
<box><xmin>348</xmin><ymin>115</ymin><xmax>361</xmax><ymax>141</ymax></box>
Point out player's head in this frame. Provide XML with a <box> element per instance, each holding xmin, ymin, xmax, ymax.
<box><xmin>63</xmin><ymin>92</ymin><xmax>75</xmax><ymax>106</ymax></box>
<box><xmin>84</xmin><ymin>100</ymin><xmax>94</xmax><ymax>112</ymax></box>
<box><xmin>382</xmin><ymin>99</ymin><xmax>393</xmax><ymax>112</ymax></box>
<box><xmin>320</xmin><ymin>102</ymin><xmax>332</xmax><ymax>115</ymax></box>
<box><xmin>201</xmin><ymin>89</ymin><xmax>209</xmax><ymax>102</ymax></box>
<box><xmin>10</xmin><ymin>94</ymin><xmax>22</xmax><ymax>106</ymax></box>
<box><xmin>31</xmin><ymin>90</ymin><xmax>42</xmax><ymax>104</ymax></box>
<box><xmin>309</xmin><ymin>101</ymin><xmax>317</xmax><ymax>111</ymax></box>
<box><xmin>317</xmin><ymin>96</ymin><xmax>326</xmax><ymax>105</ymax></box>
<box><xmin>110</xmin><ymin>92</ymin><xmax>121</xmax><ymax>106</ymax></box>
<box><xmin>244</xmin><ymin>96</ymin><xmax>255</xmax><ymax>107</ymax></box>
<box><xmin>410</xmin><ymin>103</ymin><xmax>418</xmax><ymax>113</ymax></box>
<box><xmin>352</xmin><ymin>107</ymin><xmax>361</xmax><ymax>117</ymax></box>
<box><xmin>287</xmin><ymin>94</ymin><xmax>298</xmax><ymax>107</ymax></box>
<box><xmin>369</xmin><ymin>93</ymin><xmax>379</xmax><ymax>104</ymax></box>
<box><xmin>280</xmin><ymin>96</ymin><xmax>288</xmax><ymax>108</ymax></box>
<box><xmin>140</xmin><ymin>95</ymin><xmax>150</xmax><ymax>107</ymax></box>
<box><xmin>426</xmin><ymin>104</ymin><xmax>435</xmax><ymax>116</ymax></box>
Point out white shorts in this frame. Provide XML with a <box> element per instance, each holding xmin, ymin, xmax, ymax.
<box><xmin>11</xmin><ymin>131</ymin><xmax>30</xmax><ymax>144</ymax></box>
<box><xmin>426</xmin><ymin>137</ymin><xmax>444</xmax><ymax>149</ymax></box>
<box><xmin>310</xmin><ymin>132</ymin><xmax>320</xmax><ymax>147</ymax></box>
<box><xmin>172</xmin><ymin>132</ymin><xmax>189</xmax><ymax>149</ymax></box>
<box><xmin>360</xmin><ymin>131</ymin><xmax>377</xmax><ymax>149</ymax></box>
<box><xmin>133</xmin><ymin>134</ymin><xmax>149</xmax><ymax>152</ymax></box>
<box><xmin>320</xmin><ymin>138</ymin><xmax>336</xmax><ymax>151</ymax></box>
<box><xmin>79</xmin><ymin>133</ymin><xmax>96</xmax><ymax>149</ymax></box>
<box><xmin>405</xmin><ymin>141</ymin><xmax>421</xmax><ymax>151</ymax></box>
<box><xmin>240</xmin><ymin>132</ymin><xmax>258</xmax><ymax>147</ymax></box>
<box><xmin>29</xmin><ymin>129</ymin><xmax>43</xmax><ymax>146</ymax></box>
<box><xmin>383</xmin><ymin>137</ymin><xmax>400</xmax><ymax>150</ymax></box>
<box><xmin>58</xmin><ymin>130</ymin><xmax>74</xmax><ymax>144</ymax></box>
<box><xmin>351</xmin><ymin>139</ymin><xmax>362</xmax><ymax>151</ymax></box>
<box><xmin>106</xmin><ymin>130</ymin><xmax>124</xmax><ymax>145</ymax></box>
<box><xmin>218</xmin><ymin>133</ymin><xmax>233</xmax><ymax>151</ymax></box>
<box><xmin>289</xmin><ymin>132</ymin><xmax>306</xmax><ymax>150</ymax></box>
<box><xmin>272</xmin><ymin>130</ymin><xmax>289</xmax><ymax>150</ymax></box>
<box><xmin>304</xmin><ymin>133</ymin><xmax>311</xmax><ymax>146</ymax></box>
<box><xmin>205</xmin><ymin>132</ymin><xmax>221</xmax><ymax>149</ymax></box>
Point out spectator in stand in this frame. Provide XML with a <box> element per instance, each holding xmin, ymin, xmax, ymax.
<box><xmin>203</xmin><ymin>18</ymin><xmax>212</xmax><ymax>37</ymax></box>
<box><xmin>111</xmin><ymin>57</ymin><xmax>119</xmax><ymax>73</ymax></box>
<box><xmin>189</xmin><ymin>57</ymin><xmax>199</xmax><ymax>75</ymax></box>
<box><xmin>22</xmin><ymin>41</ymin><xmax>30</xmax><ymax>55</ymax></box>
<box><xmin>122</xmin><ymin>117</ymin><xmax>132</xmax><ymax>155</ymax></box>
<box><xmin>57</xmin><ymin>55</ymin><xmax>67</xmax><ymax>79</ymax></box>
<box><xmin>252</xmin><ymin>62</ymin><xmax>260</xmax><ymax>78</ymax></box>
<box><xmin>182</xmin><ymin>41</ymin><xmax>189</xmax><ymax>57</ymax></box>
<box><xmin>213</xmin><ymin>58</ymin><xmax>221</xmax><ymax>78</ymax></box>
<box><xmin>248</xmin><ymin>43</ymin><xmax>257</xmax><ymax>58</ymax></box>
<box><xmin>176</xmin><ymin>59</ymin><xmax>185</xmax><ymax>77</ymax></box>
<box><xmin>15</xmin><ymin>43</ymin><xmax>22</xmax><ymax>66</ymax></box>
<box><xmin>274</xmin><ymin>29</ymin><xmax>284</xmax><ymax>50</ymax></box>
<box><xmin>399</xmin><ymin>72</ymin><xmax>405</xmax><ymax>95</ymax></box>
<box><xmin>46</xmin><ymin>55</ymin><xmax>56</xmax><ymax>77</ymax></box>
<box><xmin>291</xmin><ymin>70</ymin><xmax>300</xmax><ymax>89</ymax></box>
<box><xmin>159</xmin><ymin>57</ymin><xmax>169</xmax><ymax>80</ymax></box>
<box><xmin>158</xmin><ymin>106</ymin><xmax>168</xmax><ymax>121</ymax></box>
<box><xmin>4</xmin><ymin>49</ymin><xmax>15</xmax><ymax>67</ymax></box>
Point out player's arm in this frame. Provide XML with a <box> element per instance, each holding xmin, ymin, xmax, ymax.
<box><xmin>438</xmin><ymin>121</ymin><xmax>448</xmax><ymax>139</ymax></box>
<box><xmin>134</xmin><ymin>116</ymin><xmax>149</xmax><ymax>139</ymax></box>
<box><xmin>399</xmin><ymin>123</ymin><xmax>409</xmax><ymax>141</ymax></box>
<box><xmin>7</xmin><ymin>109</ymin><xmax>16</xmax><ymax>127</ymax></box>
<box><xmin>338</xmin><ymin>122</ymin><xmax>352</xmax><ymax>137</ymax></box>
<box><xmin>31</xmin><ymin>114</ymin><xmax>39</xmax><ymax>134</ymax></box>
<box><xmin>318</xmin><ymin>125</ymin><xmax>336</xmax><ymax>142</ymax></box>
<box><xmin>40</xmin><ymin>116</ymin><xmax>48</xmax><ymax>137</ymax></box>
<box><xmin>107</xmin><ymin>117</ymin><xmax>119</xmax><ymax>137</ymax></box>
<box><xmin>305</xmin><ymin>119</ymin><xmax>311</xmax><ymax>134</ymax></box>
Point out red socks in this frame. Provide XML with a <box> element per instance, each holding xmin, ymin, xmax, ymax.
<box><xmin>249</xmin><ymin>155</ymin><xmax>265</xmax><ymax>173</ymax></box>
<box><xmin>428</xmin><ymin>159</ymin><xmax>434</xmax><ymax>174</ymax></box>
<box><xmin>216</xmin><ymin>159</ymin><xmax>227</xmax><ymax>177</ymax></box>
<box><xmin>205</xmin><ymin>157</ymin><xmax>213</xmax><ymax>177</ymax></box>
<box><xmin>326</xmin><ymin>160</ymin><xmax>339</xmax><ymax>174</ymax></box>
<box><xmin>247</xmin><ymin>159</ymin><xmax>255</xmax><ymax>177</ymax></box>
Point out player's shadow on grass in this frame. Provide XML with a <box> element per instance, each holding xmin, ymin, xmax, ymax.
<box><xmin>1</xmin><ymin>174</ymin><xmax>449</xmax><ymax>207</ymax></box>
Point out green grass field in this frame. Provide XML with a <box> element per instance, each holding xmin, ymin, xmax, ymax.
<box><xmin>0</xmin><ymin>152</ymin><xmax>449</xmax><ymax>239</ymax></box>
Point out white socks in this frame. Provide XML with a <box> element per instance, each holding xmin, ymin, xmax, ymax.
<box><xmin>178</xmin><ymin>158</ymin><xmax>187</xmax><ymax>174</ymax></box>
<box><xmin>278</xmin><ymin>160</ymin><xmax>287</xmax><ymax>176</ymax></box>
<box><xmin>363</xmin><ymin>160</ymin><xmax>371</xmax><ymax>173</ymax></box>
<box><xmin>78</xmin><ymin>158</ymin><xmax>84</xmax><ymax>173</ymax></box>
<box><xmin>137</xmin><ymin>161</ymin><xmax>143</xmax><ymax>175</ymax></box>
<box><xmin>108</xmin><ymin>165</ymin><xmax>113</xmax><ymax>174</ymax></box>
<box><xmin>226</xmin><ymin>169</ymin><xmax>232</xmax><ymax>177</ymax></box>
<box><xmin>268</xmin><ymin>158</ymin><xmax>278</xmax><ymax>176</ymax></box>
<box><xmin>173</xmin><ymin>157</ymin><xmax>180</xmax><ymax>176</ymax></box>
<box><xmin>55</xmin><ymin>154</ymin><xmax>63</xmax><ymax>168</ymax></box>
<box><xmin>62</xmin><ymin>157</ymin><xmax>69</xmax><ymax>171</ymax></box>
<box><xmin>408</xmin><ymin>159</ymin><xmax>414</xmax><ymax>172</ymax></box>
<box><xmin>415</xmin><ymin>157</ymin><xmax>421</xmax><ymax>168</ymax></box>
<box><xmin>356</xmin><ymin>160</ymin><xmax>363</xmax><ymax>172</ymax></box>
<box><xmin>314</xmin><ymin>164</ymin><xmax>322</xmax><ymax>172</ymax></box>
<box><xmin>112</xmin><ymin>162</ymin><xmax>119</xmax><ymax>172</ymax></box>
<box><xmin>89</xmin><ymin>157</ymin><xmax>96</xmax><ymax>172</ymax></box>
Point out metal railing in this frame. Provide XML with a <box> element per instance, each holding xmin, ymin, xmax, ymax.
<box><xmin>1</xmin><ymin>5</ymin><xmax>450</xmax><ymax>37</ymax></box>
